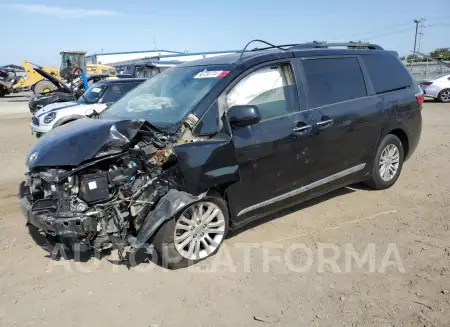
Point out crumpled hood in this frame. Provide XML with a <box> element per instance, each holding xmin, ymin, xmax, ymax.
<box><xmin>26</xmin><ymin>118</ymin><xmax>146</xmax><ymax>169</ymax></box>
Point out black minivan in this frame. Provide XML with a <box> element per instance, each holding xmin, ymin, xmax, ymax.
<box><xmin>19</xmin><ymin>41</ymin><xmax>422</xmax><ymax>268</ymax></box>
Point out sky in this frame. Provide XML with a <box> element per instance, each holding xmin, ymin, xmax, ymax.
<box><xmin>1</xmin><ymin>0</ymin><xmax>449</xmax><ymax>66</ymax></box>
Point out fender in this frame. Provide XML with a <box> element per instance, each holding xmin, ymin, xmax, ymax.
<box><xmin>132</xmin><ymin>136</ymin><xmax>241</xmax><ymax>247</ymax></box>
<box><xmin>173</xmin><ymin>137</ymin><xmax>240</xmax><ymax>195</ymax></box>
<box><xmin>132</xmin><ymin>189</ymin><xmax>207</xmax><ymax>248</ymax></box>
<box><xmin>52</xmin><ymin>114</ymin><xmax>86</xmax><ymax>129</ymax></box>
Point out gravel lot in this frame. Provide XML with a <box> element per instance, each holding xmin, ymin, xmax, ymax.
<box><xmin>0</xmin><ymin>93</ymin><xmax>449</xmax><ymax>327</ymax></box>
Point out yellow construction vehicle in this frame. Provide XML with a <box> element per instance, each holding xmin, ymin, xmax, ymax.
<box><xmin>59</xmin><ymin>51</ymin><xmax>116</xmax><ymax>80</ymax></box>
<box><xmin>10</xmin><ymin>60</ymin><xmax>60</xmax><ymax>94</ymax></box>
<box><xmin>10</xmin><ymin>52</ymin><xmax>116</xmax><ymax>95</ymax></box>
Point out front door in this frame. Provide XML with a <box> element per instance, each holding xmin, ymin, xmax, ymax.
<box><xmin>224</xmin><ymin>62</ymin><xmax>314</xmax><ymax>223</ymax></box>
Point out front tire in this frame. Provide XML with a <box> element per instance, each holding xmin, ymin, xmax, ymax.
<box><xmin>33</xmin><ymin>80</ymin><xmax>56</xmax><ymax>95</ymax></box>
<box><xmin>438</xmin><ymin>89</ymin><xmax>450</xmax><ymax>103</ymax></box>
<box><xmin>0</xmin><ymin>86</ymin><xmax>7</xmax><ymax>97</ymax></box>
<box><xmin>153</xmin><ymin>194</ymin><xmax>229</xmax><ymax>269</ymax></box>
<box><xmin>364</xmin><ymin>134</ymin><xmax>404</xmax><ymax>190</ymax></box>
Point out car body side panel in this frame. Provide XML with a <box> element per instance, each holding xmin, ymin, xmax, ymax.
<box><xmin>173</xmin><ymin>135</ymin><xmax>240</xmax><ymax>195</ymax></box>
<box><xmin>377</xmin><ymin>88</ymin><xmax>422</xmax><ymax>161</ymax></box>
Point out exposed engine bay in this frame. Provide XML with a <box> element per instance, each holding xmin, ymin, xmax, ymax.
<box><xmin>18</xmin><ymin>116</ymin><xmax>214</xmax><ymax>258</ymax></box>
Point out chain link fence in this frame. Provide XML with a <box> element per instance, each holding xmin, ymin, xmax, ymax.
<box><xmin>405</xmin><ymin>61</ymin><xmax>450</xmax><ymax>83</ymax></box>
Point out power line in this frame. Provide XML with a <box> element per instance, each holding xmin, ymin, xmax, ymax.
<box><xmin>358</xmin><ymin>27</ymin><xmax>412</xmax><ymax>41</ymax></box>
<box><xmin>335</xmin><ymin>21</ymin><xmax>413</xmax><ymax>41</ymax></box>
<box><xmin>426</xmin><ymin>24</ymin><xmax>450</xmax><ymax>28</ymax></box>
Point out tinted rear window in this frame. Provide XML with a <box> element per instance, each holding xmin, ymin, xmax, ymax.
<box><xmin>363</xmin><ymin>54</ymin><xmax>412</xmax><ymax>94</ymax></box>
<box><xmin>302</xmin><ymin>57</ymin><xmax>367</xmax><ymax>108</ymax></box>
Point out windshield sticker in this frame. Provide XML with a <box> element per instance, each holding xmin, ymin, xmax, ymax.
<box><xmin>194</xmin><ymin>70</ymin><xmax>230</xmax><ymax>79</ymax></box>
<box><xmin>91</xmin><ymin>87</ymin><xmax>102</xmax><ymax>93</ymax></box>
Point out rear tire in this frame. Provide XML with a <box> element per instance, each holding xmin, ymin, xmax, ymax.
<box><xmin>438</xmin><ymin>89</ymin><xmax>450</xmax><ymax>103</ymax></box>
<box><xmin>152</xmin><ymin>193</ymin><xmax>229</xmax><ymax>269</ymax></box>
<box><xmin>364</xmin><ymin>134</ymin><xmax>404</xmax><ymax>190</ymax></box>
<box><xmin>33</xmin><ymin>80</ymin><xmax>56</xmax><ymax>95</ymax></box>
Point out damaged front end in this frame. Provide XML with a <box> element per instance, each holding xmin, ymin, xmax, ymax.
<box><xmin>19</xmin><ymin>116</ymin><xmax>238</xmax><ymax>259</ymax></box>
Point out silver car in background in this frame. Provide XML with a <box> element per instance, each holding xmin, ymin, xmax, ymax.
<box><xmin>420</xmin><ymin>73</ymin><xmax>450</xmax><ymax>102</ymax></box>
<box><xmin>30</xmin><ymin>78</ymin><xmax>146</xmax><ymax>137</ymax></box>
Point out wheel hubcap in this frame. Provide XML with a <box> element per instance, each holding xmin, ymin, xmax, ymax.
<box><xmin>174</xmin><ymin>201</ymin><xmax>225</xmax><ymax>260</ymax></box>
<box><xmin>441</xmin><ymin>91</ymin><xmax>450</xmax><ymax>102</ymax></box>
<box><xmin>379</xmin><ymin>144</ymin><xmax>400</xmax><ymax>182</ymax></box>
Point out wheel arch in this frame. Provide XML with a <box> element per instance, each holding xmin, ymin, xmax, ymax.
<box><xmin>386</xmin><ymin>128</ymin><xmax>409</xmax><ymax>160</ymax></box>
<box><xmin>52</xmin><ymin>114</ymin><xmax>85</xmax><ymax>129</ymax></box>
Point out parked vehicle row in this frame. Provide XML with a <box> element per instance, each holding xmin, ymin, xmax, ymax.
<box><xmin>29</xmin><ymin>78</ymin><xmax>145</xmax><ymax>137</ymax></box>
<box><xmin>420</xmin><ymin>73</ymin><xmax>450</xmax><ymax>102</ymax></box>
<box><xmin>19</xmin><ymin>40</ymin><xmax>423</xmax><ymax>269</ymax></box>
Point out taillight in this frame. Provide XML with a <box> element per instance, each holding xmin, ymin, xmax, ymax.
<box><xmin>416</xmin><ymin>92</ymin><xmax>424</xmax><ymax>109</ymax></box>
<box><xmin>422</xmin><ymin>82</ymin><xmax>433</xmax><ymax>86</ymax></box>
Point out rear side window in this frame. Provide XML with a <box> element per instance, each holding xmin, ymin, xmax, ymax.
<box><xmin>302</xmin><ymin>57</ymin><xmax>367</xmax><ymax>108</ymax></box>
<box><xmin>363</xmin><ymin>54</ymin><xmax>412</xmax><ymax>94</ymax></box>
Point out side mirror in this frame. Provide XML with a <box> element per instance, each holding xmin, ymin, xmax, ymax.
<box><xmin>227</xmin><ymin>105</ymin><xmax>262</xmax><ymax>128</ymax></box>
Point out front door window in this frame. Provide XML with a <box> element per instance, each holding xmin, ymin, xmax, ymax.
<box><xmin>226</xmin><ymin>64</ymin><xmax>297</xmax><ymax>119</ymax></box>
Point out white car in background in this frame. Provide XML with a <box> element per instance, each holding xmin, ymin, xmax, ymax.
<box><xmin>420</xmin><ymin>73</ymin><xmax>450</xmax><ymax>102</ymax></box>
<box><xmin>30</xmin><ymin>78</ymin><xmax>146</xmax><ymax>137</ymax></box>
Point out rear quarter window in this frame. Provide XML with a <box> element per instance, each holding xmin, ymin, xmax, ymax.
<box><xmin>362</xmin><ymin>54</ymin><xmax>413</xmax><ymax>94</ymax></box>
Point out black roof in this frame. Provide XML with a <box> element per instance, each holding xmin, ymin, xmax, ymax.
<box><xmin>178</xmin><ymin>40</ymin><xmax>395</xmax><ymax>68</ymax></box>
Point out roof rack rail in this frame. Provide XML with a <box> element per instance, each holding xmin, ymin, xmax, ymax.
<box><xmin>290</xmin><ymin>41</ymin><xmax>384</xmax><ymax>50</ymax></box>
<box><xmin>237</xmin><ymin>39</ymin><xmax>384</xmax><ymax>61</ymax></box>
<box><xmin>238</xmin><ymin>39</ymin><xmax>291</xmax><ymax>60</ymax></box>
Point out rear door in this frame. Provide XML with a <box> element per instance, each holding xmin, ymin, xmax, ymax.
<box><xmin>297</xmin><ymin>56</ymin><xmax>378</xmax><ymax>183</ymax></box>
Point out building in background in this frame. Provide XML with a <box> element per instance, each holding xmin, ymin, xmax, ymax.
<box><xmin>86</xmin><ymin>49</ymin><xmax>240</xmax><ymax>67</ymax></box>
<box><xmin>87</xmin><ymin>49</ymin><xmax>242</xmax><ymax>79</ymax></box>
<box><xmin>86</xmin><ymin>50</ymin><xmax>182</xmax><ymax>65</ymax></box>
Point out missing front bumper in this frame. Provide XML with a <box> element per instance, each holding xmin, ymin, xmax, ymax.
<box><xmin>19</xmin><ymin>182</ymin><xmax>97</xmax><ymax>239</ymax></box>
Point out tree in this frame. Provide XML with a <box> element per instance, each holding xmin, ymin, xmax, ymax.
<box><xmin>429</xmin><ymin>48</ymin><xmax>450</xmax><ymax>61</ymax></box>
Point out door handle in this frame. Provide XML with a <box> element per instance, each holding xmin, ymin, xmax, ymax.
<box><xmin>293</xmin><ymin>124</ymin><xmax>312</xmax><ymax>133</ymax></box>
<box><xmin>316</xmin><ymin>119</ymin><xmax>333</xmax><ymax>129</ymax></box>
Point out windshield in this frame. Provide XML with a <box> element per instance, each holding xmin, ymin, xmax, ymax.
<box><xmin>101</xmin><ymin>65</ymin><xmax>232</xmax><ymax>130</ymax></box>
<box><xmin>77</xmin><ymin>82</ymin><xmax>107</xmax><ymax>104</ymax></box>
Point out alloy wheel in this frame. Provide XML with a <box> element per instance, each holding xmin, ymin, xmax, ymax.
<box><xmin>440</xmin><ymin>90</ymin><xmax>450</xmax><ymax>102</ymax></box>
<box><xmin>174</xmin><ymin>201</ymin><xmax>226</xmax><ymax>260</ymax></box>
<box><xmin>379</xmin><ymin>144</ymin><xmax>400</xmax><ymax>182</ymax></box>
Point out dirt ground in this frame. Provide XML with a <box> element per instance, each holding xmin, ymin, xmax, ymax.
<box><xmin>0</xmin><ymin>94</ymin><xmax>449</xmax><ymax>327</ymax></box>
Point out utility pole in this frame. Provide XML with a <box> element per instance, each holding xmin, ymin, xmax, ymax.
<box><xmin>413</xmin><ymin>19</ymin><xmax>423</xmax><ymax>61</ymax></box>
<box><xmin>417</xmin><ymin>19</ymin><xmax>426</xmax><ymax>54</ymax></box>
